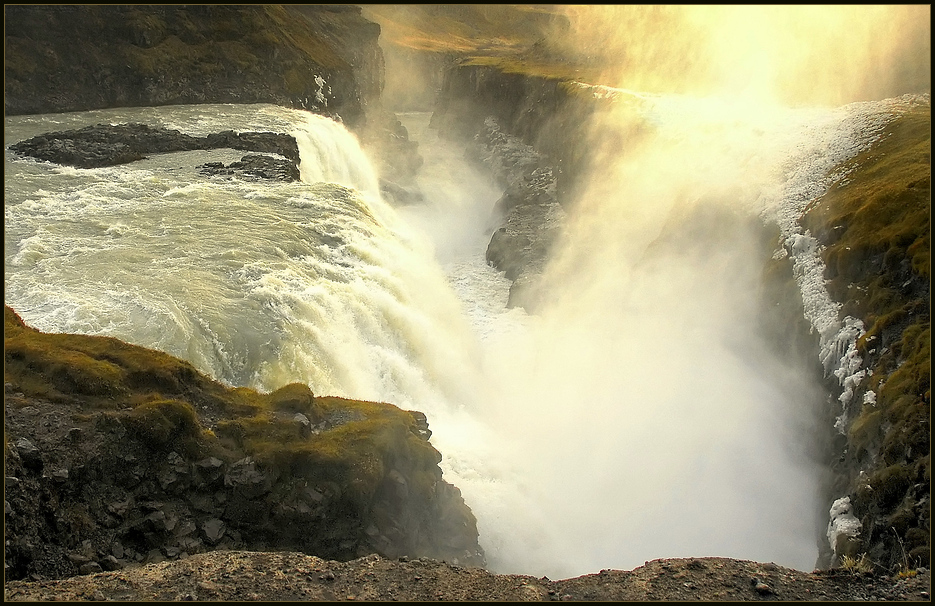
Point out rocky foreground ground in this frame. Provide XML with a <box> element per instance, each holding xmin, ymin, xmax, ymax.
<box><xmin>3</xmin><ymin>550</ymin><xmax>931</xmax><ymax>602</ymax></box>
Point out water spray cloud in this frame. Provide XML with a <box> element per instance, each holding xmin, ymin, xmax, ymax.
<box><xmin>553</xmin><ymin>5</ymin><xmax>930</xmax><ymax>105</ymax></box>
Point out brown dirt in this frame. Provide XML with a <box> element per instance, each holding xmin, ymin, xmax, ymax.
<box><xmin>3</xmin><ymin>550</ymin><xmax>930</xmax><ymax>602</ymax></box>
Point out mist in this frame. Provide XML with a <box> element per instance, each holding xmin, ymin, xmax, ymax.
<box><xmin>363</xmin><ymin>5</ymin><xmax>933</xmax><ymax>579</ymax></box>
<box><xmin>550</xmin><ymin>4</ymin><xmax>931</xmax><ymax>105</ymax></box>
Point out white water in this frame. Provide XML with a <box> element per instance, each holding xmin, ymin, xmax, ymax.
<box><xmin>4</xmin><ymin>95</ymin><xmax>922</xmax><ymax>579</ymax></box>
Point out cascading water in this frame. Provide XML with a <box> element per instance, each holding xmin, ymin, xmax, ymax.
<box><xmin>4</xmin><ymin>105</ymin><xmax>481</xmax><ymax>408</ymax></box>
<box><xmin>4</xmin><ymin>93</ymin><xmax>921</xmax><ymax>580</ymax></box>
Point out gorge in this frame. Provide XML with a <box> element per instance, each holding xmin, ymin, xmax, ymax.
<box><xmin>4</xmin><ymin>4</ymin><xmax>930</xmax><ymax>597</ymax></box>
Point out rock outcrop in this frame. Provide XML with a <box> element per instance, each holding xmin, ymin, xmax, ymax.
<box><xmin>3</xmin><ymin>1</ymin><xmax>928</xmax><ymax>587</ymax></box>
<box><xmin>430</xmin><ymin>62</ymin><xmax>652</xmax><ymax>312</ymax></box>
<box><xmin>3</xmin><ymin>306</ymin><xmax>484</xmax><ymax>582</ymax></box>
<box><xmin>801</xmin><ymin>103</ymin><xmax>931</xmax><ymax>572</ymax></box>
<box><xmin>470</xmin><ymin>116</ymin><xmax>566</xmax><ymax>311</ymax></box>
<box><xmin>9</xmin><ymin>123</ymin><xmax>300</xmax><ymax>178</ymax></box>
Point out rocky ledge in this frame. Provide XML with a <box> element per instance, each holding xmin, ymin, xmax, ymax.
<box><xmin>466</xmin><ymin>115</ymin><xmax>566</xmax><ymax>312</ymax></box>
<box><xmin>3</xmin><ymin>306</ymin><xmax>484</xmax><ymax>583</ymax></box>
<box><xmin>197</xmin><ymin>154</ymin><xmax>300</xmax><ymax>182</ymax></box>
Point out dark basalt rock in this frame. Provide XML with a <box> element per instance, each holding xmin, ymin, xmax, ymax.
<box><xmin>2</xmin><ymin>5</ymin><xmax>381</xmax><ymax>128</ymax></box>
<box><xmin>9</xmin><ymin>123</ymin><xmax>301</xmax><ymax>181</ymax></box>
<box><xmin>467</xmin><ymin>117</ymin><xmax>565</xmax><ymax>312</ymax></box>
<box><xmin>198</xmin><ymin>154</ymin><xmax>300</xmax><ymax>182</ymax></box>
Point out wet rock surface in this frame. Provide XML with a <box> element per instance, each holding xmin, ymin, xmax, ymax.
<box><xmin>469</xmin><ymin>116</ymin><xmax>566</xmax><ymax>312</ymax></box>
<box><xmin>198</xmin><ymin>154</ymin><xmax>300</xmax><ymax>182</ymax></box>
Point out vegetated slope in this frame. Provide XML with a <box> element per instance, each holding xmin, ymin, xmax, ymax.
<box><xmin>3</xmin><ymin>306</ymin><xmax>484</xmax><ymax>582</ymax></box>
<box><xmin>803</xmin><ymin>104</ymin><xmax>931</xmax><ymax>572</ymax></box>
<box><xmin>359</xmin><ymin>4</ymin><xmax>585</xmax><ymax>112</ymax></box>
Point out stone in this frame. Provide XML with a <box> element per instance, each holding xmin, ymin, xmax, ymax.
<box><xmin>202</xmin><ymin>518</ymin><xmax>226</xmax><ymax>545</ymax></box>
<box><xmin>10</xmin><ymin>124</ymin><xmax>301</xmax><ymax>178</ymax></box>
<box><xmin>144</xmin><ymin>511</ymin><xmax>169</xmax><ymax>533</ymax></box>
<box><xmin>78</xmin><ymin>562</ymin><xmax>103</xmax><ymax>575</ymax></box>
<box><xmin>14</xmin><ymin>438</ymin><xmax>43</xmax><ymax>470</ymax></box>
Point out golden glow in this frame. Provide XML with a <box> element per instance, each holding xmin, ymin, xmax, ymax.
<box><xmin>553</xmin><ymin>5</ymin><xmax>931</xmax><ymax>105</ymax></box>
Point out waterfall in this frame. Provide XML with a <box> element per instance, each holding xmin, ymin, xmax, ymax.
<box><xmin>3</xmin><ymin>105</ymin><xmax>479</xmax><ymax>408</ymax></box>
<box><xmin>3</xmin><ymin>96</ymin><xmax>917</xmax><ymax>581</ymax></box>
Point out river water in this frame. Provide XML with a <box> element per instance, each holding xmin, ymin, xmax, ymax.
<box><xmin>4</xmin><ymin>94</ymin><xmax>919</xmax><ymax>578</ymax></box>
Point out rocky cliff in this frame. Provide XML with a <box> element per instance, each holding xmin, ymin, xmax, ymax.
<box><xmin>3</xmin><ymin>5</ymin><xmax>375</xmax><ymax>123</ymax></box>
<box><xmin>803</xmin><ymin>104</ymin><xmax>931</xmax><ymax>572</ymax></box>
<box><xmin>3</xmin><ymin>1</ymin><xmax>928</xmax><ymax>588</ymax></box>
<box><xmin>3</xmin><ymin>306</ymin><xmax>484</xmax><ymax>581</ymax></box>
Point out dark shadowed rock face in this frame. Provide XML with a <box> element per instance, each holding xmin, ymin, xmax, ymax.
<box><xmin>198</xmin><ymin>154</ymin><xmax>301</xmax><ymax>182</ymax></box>
<box><xmin>3</xmin><ymin>5</ymin><xmax>380</xmax><ymax>127</ymax></box>
<box><xmin>3</xmin><ymin>4</ymin><xmax>425</xmax><ymax>195</ymax></box>
<box><xmin>9</xmin><ymin>123</ymin><xmax>300</xmax><ymax>170</ymax></box>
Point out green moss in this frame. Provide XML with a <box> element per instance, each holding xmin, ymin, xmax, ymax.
<box><xmin>867</xmin><ymin>464</ymin><xmax>914</xmax><ymax>510</ymax></box>
<box><xmin>813</xmin><ymin>106</ymin><xmax>931</xmax><ymax>292</ymax></box>
<box><xmin>4</xmin><ymin>305</ymin><xmax>247</xmax><ymax>413</ymax></box>
<box><xmin>125</xmin><ymin>398</ymin><xmax>202</xmax><ymax>447</ymax></box>
<box><xmin>284</xmin><ymin>67</ymin><xmax>310</xmax><ymax>95</ymax></box>
<box><xmin>849</xmin><ymin>408</ymin><xmax>884</xmax><ymax>457</ymax></box>
<box><xmin>804</xmin><ymin>104</ymin><xmax>930</xmax><ymax>566</ymax></box>
<box><xmin>215</xmin><ymin>394</ymin><xmax>441</xmax><ymax>511</ymax></box>
<box><xmin>461</xmin><ymin>55</ymin><xmax>603</xmax><ymax>83</ymax></box>
<box><xmin>268</xmin><ymin>382</ymin><xmax>320</xmax><ymax>419</ymax></box>
<box><xmin>805</xmin><ymin>106</ymin><xmax>930</xmax><ymax>463</ymax></box>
